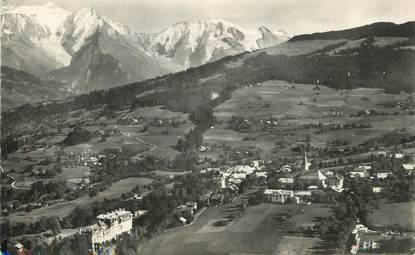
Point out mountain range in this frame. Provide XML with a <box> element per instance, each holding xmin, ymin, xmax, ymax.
<box><xmin>1</xmin><ymin>2</ymin><xmax>291</xmax><ymax>96</ymax></box>
<box><xmin>2</xmin><ymin>18</ymin><xmax>414</xmax><ymax>125</ymax></box>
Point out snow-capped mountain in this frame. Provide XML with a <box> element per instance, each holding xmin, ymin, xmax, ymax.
<box><xmin>137</xmin><ymin>19</ymin><xmax>291</xmax><ymax>68</ymax></box>
<box><xmin>47</xmin><ymin>7</ymin><xmax>169</xmax><ymax>93</ymax></box>
<box><xmin>1</xmin><ymin>2</ymin><xmax>290</xmax><ymax>94</ymax></box>
<box><xmin>1</xmin><ymin>2</ymin><xmax>72</xmax><ymax>76</ymax></box>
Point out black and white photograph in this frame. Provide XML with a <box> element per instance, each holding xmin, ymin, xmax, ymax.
<box><xmin>1</xmin><ymin>0</ymin><xmax>414</xmax><ymax>254</ymax></box>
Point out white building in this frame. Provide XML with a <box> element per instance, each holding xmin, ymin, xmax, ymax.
<box><xmin>350</xmin><ymin>166</ymin><xmax>370</xmax><ymax>178</ymax></box>
<box><xmin>278</xmin><ymin>177</ymin><xmax>294</xmax><ymax>184</ymax></box>
<box><xmin>376</xmin><ymin>172</ymin><xmax>393</xmax><ymax>179</ymax></box>
<box><xmin>233</xmin><ymin>165</ymin><xmax>255</xmax><ymax>174</ymax></box>
<box><xmin>264</xmin><ymin>189</ymin><xmax>294</xmax><ymax>204</ymax></box>
<box><xmin>80</xmin><ymin>209</ymin><xmax>132</xmax><ymax>252</ymax></box>
<box><xmin>372</xmin><ymin>187</ymin><xmax>382</xmax><ymax>194</ymax></box>
<box><xmin>281</xmin><ymin>165</ymin><xmax>292</xmax><ymax>173</ymax></box>
<box><xmin>255</xmin><ymin>171</ymin><xmax>268</xmax><ymax>178</ymax></box>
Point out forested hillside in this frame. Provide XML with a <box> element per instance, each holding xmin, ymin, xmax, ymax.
<box><xmin>1</xmin><ymin>66</ymin><xmax>72</xmax><ymax>111</ymax></box>
<box><xmin>2</xmin><ymin>39</ymin><xmax>415</xmax><ymax>130</ymax></box>
<box><xmin>290</xmin><ymin>21</ymin><xmax>415</xmax><ymax>41</ymax></box>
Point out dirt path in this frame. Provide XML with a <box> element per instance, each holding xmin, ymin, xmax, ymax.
<box><xmin>121</xmin><ymin>132</ymin><xmax>158</xmax><ymax>152</ymax></box>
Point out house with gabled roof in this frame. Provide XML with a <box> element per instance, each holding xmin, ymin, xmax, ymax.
<box><xmin>263</xmin><ymin>189</ymin><xmax>294</xmax><ymax>204</ymax></box>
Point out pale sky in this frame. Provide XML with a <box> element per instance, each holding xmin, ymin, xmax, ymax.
<box><xmin>7</xmin><ymin>0</ymin><xmax>415</xmax><ymax>35</ymax></box>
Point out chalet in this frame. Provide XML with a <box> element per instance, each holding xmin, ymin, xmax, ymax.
<box><xmin>402</xmin><ymin>163</ymin><xmax>415</xmax><ymax>174</ymax></box>
<box><xmin>126</xmin><ymin>194</ymin><xmax>143</xmax><ymax>201</ymax></box>
<box><xmin>227</xmin><ymin>183</ymin><xmax>240</xmax><ymax>194</ymax></box>
<box><xmin>358</xmin><ymin>232</ymin><xmax>382</xmax><ymax>252</ymax></box>
<box><xmin>133</xmin><ymin>210</ymin><xmax>148</xmax><ymax>218</ymax></box>
<box><xmin>186</xmin><ymin>202</ymin><xmax>198</xmax><ymax>210</ymax></box>
<box><xmin>350</xmin><ymin>166</ymin><xmax>370</xmax><ymax>178</ymax></box>
<box><xmin>326</xmin><ymin>174</ymin><xmax>344</xmax><ymax>192</ymax></box>
<box><xmin>280</xmin><ymin>165</ymin><xmax>292</xmax><ymax>173</ymax></box>
<box><xmin>375</xmin><ymin>172</ymin><xmax>393</xmax><ymax>179</ymax></box>
<box><xmin>377</xmin><ymin>151</ymin><xmax>387</xmax><ymax>156</ymax></box>
<box><xmin>372</xmin><ymin>187</ymin><xmax>382</xmax><ymax>194</ymax></box>
<box><xmin>278</xmin><ymin>177</ymin><xmax>294</xmax><ymax>184</ymax></box>
<box><xmin>350</xmin><ymin>224</ymin><xmax>384</xmax><ymax>254</ymax></box>
<box><xmin>177</xmin><ymin>204</ymin><xmax>195</xmax><ymax>215</ymax></box>
<box><xmin>307</xmin><ymin>185</ymin><xmax>319</xmax><ymax>192</ymax></box>
<box><xmin>255</xmin><ymin>171</ymin><xmax>268</xmax><ymax>178</ymax></box>
<box><xmin>391</xmin><ymin>153</ymin><xmax>404</xmax><ymax>159</ymax></box>
<box><xmin>178</xmin><ymin>217</ymin><xmax>188</xmax><ymax>224</ymax></box>
<box><xmin>250</xmin><ymin>160</ymin><xmax>265</xmax><ymax>169</ymax></box>
<box><xmin>294</xmin><ymin>191</ymin><xmax>312</xmax><ymax>198</ymax></box>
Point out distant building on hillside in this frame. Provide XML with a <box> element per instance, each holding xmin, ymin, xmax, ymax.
<box><xmin>80</xmin><ymin>209</ymin><xmax>132</xmax><ymax>253</ymax></box>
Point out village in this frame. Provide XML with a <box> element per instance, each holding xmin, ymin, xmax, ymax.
<box><xmin>6</xmin><ymin>142</ymin><xmax>414</xmax><ymax>254</ymax></box>
<box><xmin>62</xmin><ymin>146</ymin><xmax>414</xmax><ymax>254</ymax></box>
<box><xmin>1</xmin><ymin>82</ymin><xmax>415</xmax><ymax>254</ymax></box>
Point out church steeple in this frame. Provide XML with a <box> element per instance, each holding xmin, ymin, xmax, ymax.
<box><xmin>303</xmin><ymin>146</ymin><xmax>311</xmax><ymax>171</ymax></box>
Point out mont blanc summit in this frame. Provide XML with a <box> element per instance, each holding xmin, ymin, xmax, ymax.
<box><xmin>1</xmin><ymin>2</ymin><xmax>290</xmax><ymax>93</ymax></box>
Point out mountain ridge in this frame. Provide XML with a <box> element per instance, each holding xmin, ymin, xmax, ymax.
<box><xmin>290</xmin><ymin>21</ymin><xmax>415</xmax><ymax>41</ymax></box>
<box><xmin>1</xmin><ymin>2</ymin><xmax>290</xmax><ymax>93</ymax></box>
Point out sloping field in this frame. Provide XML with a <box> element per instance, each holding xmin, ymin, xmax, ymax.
<box><xmin>265</xmin><ymin>39</ymin><xmax>346</xmax><ymax>56</ymax></box>
<box><xmin>138</xmin><ymin>202</ymin><xmax>331</xmax><ymax>255</ymax></box>
<box><xmin>370</xmin><ymin>201</ymin><xmax>415</xmax><ymax>231</ymax></box>
<box><xmin>3</xmin><ymin>177</ymin><xmax>153</xmax><ymax>223</ymax></box>
<box><xmin>213</xmin><ymin>81</ymin><xmax>406</xmax><ymax>120</ymax></box>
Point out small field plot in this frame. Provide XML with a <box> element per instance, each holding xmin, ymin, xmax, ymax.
<box><xmin>55</xmin><ymin>166</ymin><xmax>90</xmax><ymax>183</ymax></box>
<box><xmin>369</xmin><ymin>201</ymin><xmax>415</xmax><ymax>231</ymax></box>
<box><xmin>125</xmin><ymin>106</ymin><xmax>190</xmax><ymax>122</ymax></box>
<box><xmin>326</xmin><ymin>37</ymin><xmax>408</xmax><ymax>55</ymax></box>
<box><xmin>203</xmin><ymin>123</ymin><xmax>275</xmax><ymax>159</ymax></box>
<box><xmin>94</xmin><ymin>177</ymin><xmax>153</xmax><ymax>200</ymax></box>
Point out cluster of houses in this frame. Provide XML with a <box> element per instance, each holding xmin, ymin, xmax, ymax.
<box><xmin>217</xmin><ymin>160</ymin><xmax>267</xmax><ymax>191</ymax></box>
<box><xmin>350</xmin><ymin>224</ymin><xmax>381</xmax><ymax>254</ymax></box>
<box><xmin>263</xmin><ymin>189</ymin><xmax>312</xmax><ymax>204</ymax></box>
<box><xmin>64</xmin><ymin>150</ymin><xmax>107</xmax><ymax>168</ymax></box>
<box><xmin>117</xmin><ymin>116</ymin><xmax>183</xmax><ymax>127</ymax></box>
<box><xmin>260</xmin><ymin>150</ymin><xmax>415</xmax><ymax>205</ymax></box>
<box><xmin>349</xmin><ymin>222</ymin><xmax>408</xmax><ymax>254</ymax></box>
<box><xmin>175</xmin><ymin>202</ymin><xmax>198</xmax><ymax>224</ymax></box>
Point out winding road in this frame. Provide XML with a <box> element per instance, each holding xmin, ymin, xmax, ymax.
<box><xmin>0</xmin><ymin>165</ymin><xmax>30</xmax><ymax>190</ymax></box>
<box><xmin>121</xmin><ymin>132</ymin><xmax>158</xmax><ymax>152</ymax></box>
